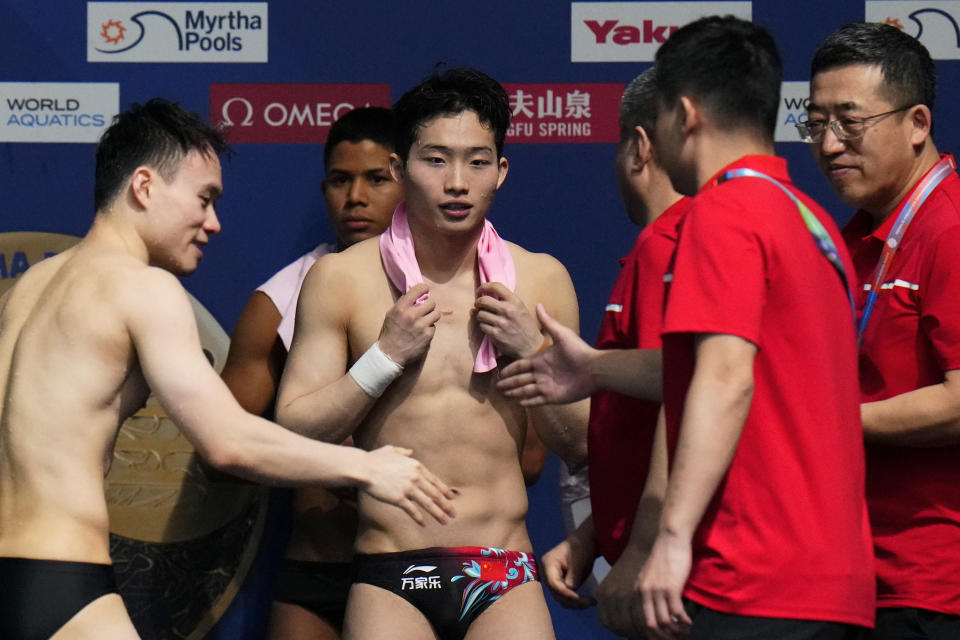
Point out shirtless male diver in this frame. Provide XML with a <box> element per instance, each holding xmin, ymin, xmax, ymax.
<box><xmin>0</xmin><ymin>98</ymin><xmax>455</xmax><ymax>640</ymax></box>
<box><xmin>276</xmin><ymin>68</ymin><xmax>587</xmax><ymax>640</ymax></box>
<box><xmin>221</xmin><ymin>106</ymin><xmax>549</xmax><ymax>640</ymax></box>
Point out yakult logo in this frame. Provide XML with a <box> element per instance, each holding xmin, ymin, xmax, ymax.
<box><xmin>210</xmin><ymin>84</ymin><xmax>391</xmax><ymax>144</ymax></box>
<box><xmin>87</xmin><ymin>2</ymin><xmax>268</xmax><ymax>63</ymax></box>
<box><xmin>867</xmin><ymin>2</ymin><xmax>960</xmax><ymax>59</ymax></box>
<box><xmin>571</xmin><ymin>2</ymin><xmax>752</xmax><ymax>62</ymax></box>
<box><xmin>583</xmin><ymin>18</ymin><xmax>679</xmax><ymax>45</ymax></box>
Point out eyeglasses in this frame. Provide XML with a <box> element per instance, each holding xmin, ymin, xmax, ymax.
<box><xmin>795</xmin><ymin>106</ymin><xmax>911</xmax><ymax>144</ymax></box>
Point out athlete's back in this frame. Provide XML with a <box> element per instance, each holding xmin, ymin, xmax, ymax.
<box><xmin>0</xmin><ymin>242</ymin><xmax>148</xmax><ymax>639</ymax></box>
<box><xmin>0</xmin><ymin>243</ymin><xmax>155</xmax><ymax>563</ymax></box>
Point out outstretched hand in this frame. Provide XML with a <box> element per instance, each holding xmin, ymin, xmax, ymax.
<box><xmin>360</xmin><ymin>445</ymin><xmax>458</xmax><ymax>526</ymax></box>
<box><xmin>498</xmin><ymin>304</ymin><xmax>597</xmax><ymax>405</ymax></box>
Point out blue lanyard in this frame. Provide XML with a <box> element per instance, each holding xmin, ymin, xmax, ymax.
<box><xmin>856</xmin><ymin>156</ymin><xmax>955</xmax><ymax>347</ymax></box>
<box><xmin>717</xmin><ymin>168</ymin><xmax>855</xmax><ymax>320</ymax></box>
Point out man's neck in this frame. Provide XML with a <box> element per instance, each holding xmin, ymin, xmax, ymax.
<box><xmin>87</xmin><ymin>209</ymin><xmax>150</xmax><ymax>264</ymax></box>
<box><xmin>641</xmin><ymin>169</ymin><xmax>684</xmax><ymax>225</ymax></box>
<box><xmin>693</xmin><ymin>131</ymin><xmax>775</xmax><ymax>193</ymax></box>
<box><xmin>407</xmin><ymin>213</ymin><xmax>484</xmax><ymax>284</ymax></box>
<box><xmin>867</xmin><ymin>143</ymin><xmax>942</xmax><ymax>229</ymax></box>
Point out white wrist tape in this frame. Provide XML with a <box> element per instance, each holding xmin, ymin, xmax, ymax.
<box><xmin>348</xmin><ymin>341</ymin><xmax>404</xmax><ymax>398</ymax></box>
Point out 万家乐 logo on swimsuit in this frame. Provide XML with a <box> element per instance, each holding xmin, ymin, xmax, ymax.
<box><xmin>401</xmin><ymin>564</ymin><xmax>442</xmax><ymax>590</ymax></box>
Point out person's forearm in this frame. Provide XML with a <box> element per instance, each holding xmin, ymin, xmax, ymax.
<box><xmin>276</xmin><ymin>374</ymin><xmax>380</xmax><ymax>443</ymax></box>
<box><xmin>590</xmin><ymin>348</ymin><xmax>662</xmax><ymax>401</ymax></box>
<box><xmin>188</xmin><ymin>402</ymin><xmax>372</xmax><ymax>488</ymax></box>
<box><xmin>528</xmin><ymin>399</ymin><xmax>589</xmax><ymax>471</ymax></box>
<box><xmin>862</xmin><ymin>374</ymin><xmax>960</xmax><ymax>446</ymax></box>
<box><xmin>659</xmin><ymin>349</ymin><xmax>753</xmax><ymax>540</ymax></box>
<box><xmin>569</xmin><ymin>514</ymin><xmax>600</xmax><ymax>560</ymax></box>
<box><xmin>221</xmin><ymin>365</ymin><xmax>278</xmax><ymax>416</ymax></box>
<box><xmin>624</xmin><ymin>410</ymin><xmax>668</xmax><ymax>553</ymax></box>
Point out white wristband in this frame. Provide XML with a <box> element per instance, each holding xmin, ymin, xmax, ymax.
<box><xmin>348</xmin><ymin>341</ymin><xmax>404</xmax><ymax>398</ymax></box>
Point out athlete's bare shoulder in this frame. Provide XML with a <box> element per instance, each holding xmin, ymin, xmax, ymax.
<box><xmin>302</xmin><ymin>235</ymin><xmax>388</xmax><ymax>308</ymax></box>
<box><xmin>504</xmin><ymin>240</ymin><xmax>571</xmax><ymax>290</ymax></box>
<box><xmin>102</xmin><ymin>259</ymin><xmax>191</xmax><ymax>322</ymax></box>
<box><xmin>332</xmin><ymin>234</ymin><xmax>383</xmax><ymax>271</ymax></box>
<box><xmin>18</xmin><ymin>249</ymin><xmax>193</xmax><ymax>345</ymax></box>
<box><xmin>72</xmin><ymin>251</ymin><xmax>179</xmax><ymax>308</ymax></box>
<box><xmin>0</xmin><ymin>249</ymin><xmax>72</xmax><ymax>317</ymax></box>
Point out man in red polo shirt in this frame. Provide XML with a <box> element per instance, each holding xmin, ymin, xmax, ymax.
<box><xmin>499</xmin><ymin>68</ymin><xmax>689</xmax><ymax>637</ymax></box>
<box><xmin>637</xmin><ymin>16</ymin><xmax>875</xmax><ymax>639</ymax></box>
<box><xmin>806</xmin><ymin>22</ymin><xmax>960</xmax><ymax>639</ymax></box>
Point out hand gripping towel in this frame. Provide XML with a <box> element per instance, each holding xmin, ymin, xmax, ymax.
<box><xmin>379</xmin><ymin>202</ymin><xmax>516</xmax><ymax>372</ymax></box>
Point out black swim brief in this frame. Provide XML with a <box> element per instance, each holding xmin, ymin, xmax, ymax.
<box><xmin>353</xmin><ymin>546</ymin><xmax>538</xmax><ymax>640</ymax></box>
<box><xmin>273</xmin><ymin>559</ymin><xmax>352</xmax><ymax>628</ymax></box>
<box><xmin>0</xmin><ymin>556</ymin><xmax>118</xmax><ymax>640</ymax></box>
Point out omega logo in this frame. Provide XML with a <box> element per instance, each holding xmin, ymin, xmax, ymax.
<box><xmin>221</xmin><ymin>97</ymin><xmax>359</xmax><ymax>128</ymax></box>
<box><xmin>221</xmin><ymin>97</ymin><xmax>254</xmax><ymax>127</ymax></box>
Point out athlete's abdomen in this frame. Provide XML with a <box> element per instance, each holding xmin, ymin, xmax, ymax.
<box><xmin>355</xmin><ymin>382</ymin><xmax>531</xmax><ymax>554</ymax></box>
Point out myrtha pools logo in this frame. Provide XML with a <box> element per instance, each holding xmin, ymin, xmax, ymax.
<box><xmin>866</xmin><ymin>1</ymin><xmax>960</xmax><ymax>59</ymax></box>
<box><xmin>87</xmin><ymin>2</ymin><xmax>268</xmax><ymax>63</ymax></box>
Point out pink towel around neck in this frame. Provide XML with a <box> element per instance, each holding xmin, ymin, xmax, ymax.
<box><xmin>379</xmin><ymin>201</ymin><xmax>516</xmax><ymax>372</ymax></box>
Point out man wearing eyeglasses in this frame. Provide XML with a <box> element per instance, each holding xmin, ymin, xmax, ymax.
<box><xmin>806</xmin><ymin>22</ymin><xmax>960</xmax><ymax>640</ymax></box>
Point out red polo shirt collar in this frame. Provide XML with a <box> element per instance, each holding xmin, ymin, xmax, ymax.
<box><xmin>847</xmin><ymin>153</ymin><xmax>957</xmax><ymax>243</ymax></box>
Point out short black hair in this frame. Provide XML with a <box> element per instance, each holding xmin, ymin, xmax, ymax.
<box><xmin>810</xmin><ymin>22</ymin><xmax>936</xmax><ymax>111</ymax></box>
<box><xmin>654</xmin><ymin>15</ymin><xmax>782</xmax><ymax>142</ymax></box>
<box><xmin>392</xmin><ymin>67</ymin><xmax>510</xmax><ymax>161</ymax></box>
<box><xmin>94</xmin><ymin>98</ymin><xmax>229</xmax><ymax>211</ymax></box>
<box><xmin>619</xmin><ymin>67</ymin><xmax>659</xmax><ymax>142</ymax></box>
<box><xmin>323</xmin><ymin>106</ymin><xmax>396</xmax><ymax>171</ymax></box>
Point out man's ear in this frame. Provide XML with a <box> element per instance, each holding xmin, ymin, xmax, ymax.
<box><xmin>907</xmin><ymin>104</ymin><xmax>933</xmax><ymax>148</ymax></box>
<box><xmin>678</xmin><ymin>95</ymin><xmax>701</xmax><ymax>135</ymax></box>
<box><xmin>389</xmin><ymin>152</ymin><xmax>405</xmax><ymax>183</ymax></box>
<box><xmin>633</xmin><ymin>125</ymin><xmax>653</xmax><ymax>168</ymax></box>
<box><xmin>130</xmin><ymin>166</ymin><xmax>153</xmax><ymax>209</ymax></box>
<box><xmin>496</xmin><ymin>156</ymin><xmax>509</xmax><ymax>190</ymax></box>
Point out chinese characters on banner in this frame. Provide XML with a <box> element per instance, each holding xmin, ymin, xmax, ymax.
<box><xmin>503</xmin><ymin>83</ymin><xmax>623</xmax><ymax>143</ymax></box>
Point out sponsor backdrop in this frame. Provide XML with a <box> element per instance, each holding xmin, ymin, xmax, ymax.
<box><xmin>3</xmin><ymin>1</ymin><xmax>960</xmax><ymax>637</ymax></box>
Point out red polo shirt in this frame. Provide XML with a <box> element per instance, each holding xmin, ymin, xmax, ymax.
<box><xmin>661</xmin><ymin>155</ymin><xmax>874</xmax><ymax>626</ymax></box>
<box><xmin>843</xmin><ymin>154</ymin><xmax>960</xmax><ymax>615</ymax></box>
<box><xmin>587</xmin><ymin>198</ymin><xmax>690</xmax><ymax>564</ymax></box>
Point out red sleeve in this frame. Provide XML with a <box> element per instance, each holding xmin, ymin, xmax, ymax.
<box><xmin>663</xmin><ymin>197</ymin><xmax>766</xmax><ymax>345</ymax></box>
<box><xmin>633</xmin><ymin>231</ymin><xmax>675</xmax><ymax>349</ymax></box>
<box><xmin>920</xmin><ymin>224</ymin><xmax>960</xmax><ymax>371</ymax></box>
